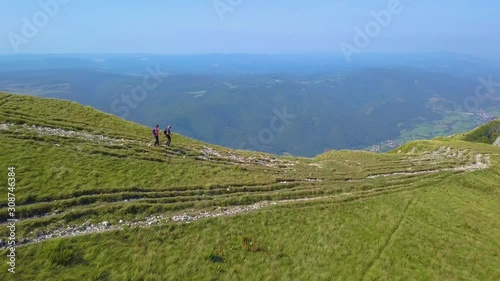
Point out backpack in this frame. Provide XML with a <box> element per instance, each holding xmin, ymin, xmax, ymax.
<box><xmin>152</xmin><ymin>128</ymin><xmax>155</xmax><ymax>135</ymax></box>
<box><xmin>164</xmin><ymin>129</ymin><xmax>168</xmax><ymax>135</ymax></box>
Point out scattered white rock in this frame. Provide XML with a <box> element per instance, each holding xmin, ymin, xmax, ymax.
<box><xmin>0</xmin><ymin>123</ymin><xmax>14</xmax><ymax>130</ymax></box>
<box><xmin>305</xmin><ymin>178</ymin><xmax>323</xmax><ymax>182</ymax></box>
<box><xmin>368</xmin><ymin>153</ymin><xmax>490</xmax><ymax>179</ymax></box>
<box><xmin>199</xmin><ymin>145</ymin><xmax>296</xmax><ymax>168</ymax></box>
<box><xmin>493</xmin><ymin>136</ymin><xmax>500</xmax><ymax>146</ymax></box>
<box><xmin>0</xmin><ymin>123</ymin><xmax>150</xmax><ymax>147</ymax></box>
<box><xmin>2</xmin><ymin>196</ymin><xmax>331</xmax><ymax>249</ymax></box>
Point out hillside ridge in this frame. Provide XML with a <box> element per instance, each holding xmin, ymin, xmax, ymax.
<box><xmin>0</xmin><ymin>91</ymin><xmax>497</xmax><ymax>246</ymax></box>
<box><xmin>1</xmin><ymin>91</ymin><xmax>499</xmax><ymax>280</ymax></box>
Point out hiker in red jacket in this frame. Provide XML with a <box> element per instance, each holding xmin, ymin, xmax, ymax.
<box><xmin>164</xmin><ymin>125</ymin><xmax>172</xmax><ymax>146</ymax></box>
<box><xmin>152</xmin><ymin>124</ymin><xmax>160</xmax><ymax>146</ymax></box>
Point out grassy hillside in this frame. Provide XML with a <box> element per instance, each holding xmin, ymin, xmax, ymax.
<box><xmin>0</xmin><ymin>92</ymin><xmax>499</xmax><ymax>280</ymax></box>
<box><xmin>457</xmin><ymin>118</ymin><xmax>500</xmax><ymax>144</ymax></box>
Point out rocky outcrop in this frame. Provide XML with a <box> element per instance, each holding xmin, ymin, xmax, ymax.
<box><xmin>494</xmin><ymin>136</ymin><xmax>500</xmax><ymax>146</ymax></box>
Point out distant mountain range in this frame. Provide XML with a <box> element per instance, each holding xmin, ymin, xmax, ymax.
<box><xmin>1</xmin><ymin>53</ymin><xmax>499</xmax><ymax>156</ymax></box>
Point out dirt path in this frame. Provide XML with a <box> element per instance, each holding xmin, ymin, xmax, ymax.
<box><xmin>0</xmin><ymin>125</ymin><xmax>494</xmax><ymax>249</ymax></box>
<box><xmin>1</xmin><ymin>196</ymin><xmax>328</xmax><ymax>249</ymax></box>
<box><xmin>367</xmin><ymin>154</ymin><xmax>490</xmax><ymax>179</ymax></box>
<box><xmin>0</xmin><ymin>123</ymin><xmax>295</xmax><ymax>168</ymax></box>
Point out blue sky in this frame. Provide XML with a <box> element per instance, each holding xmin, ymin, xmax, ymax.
<box><xmin>0</xmin><ymin>0</ymin><xmax>499</xmax><ymax>57</ymax></box>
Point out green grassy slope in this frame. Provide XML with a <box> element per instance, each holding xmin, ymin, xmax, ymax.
<box><xmin>457</xmin><ymin>118</ymin><xmax>500</xmax><ymax>144</ymax></box>
<box><xmin>0</xmin><ymin>92</ymin><xmax>499</xmax><ymax>280</ymax></box>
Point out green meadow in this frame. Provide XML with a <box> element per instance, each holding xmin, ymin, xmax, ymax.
<box><xmin>0</xmin><ymin>92</ymin><xmax>499</xmax><ymax>280</ymax></box>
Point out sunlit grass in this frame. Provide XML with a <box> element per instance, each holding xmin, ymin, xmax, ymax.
<box><xmin>0</xmin><ymin>92</ymin><xmax>499</xmax><ymax>280</ymax></box>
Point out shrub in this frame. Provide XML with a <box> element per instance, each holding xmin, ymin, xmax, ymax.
<box><xmin>242</xmin><ymin>236</ymin><xmax>262</xmax><ymax>252</ymax></box>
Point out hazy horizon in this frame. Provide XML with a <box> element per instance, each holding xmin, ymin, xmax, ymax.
<box><xmin>1</xmin><ymin>0</ymin><xmax>499</xmax><ymax>59</ymax></box>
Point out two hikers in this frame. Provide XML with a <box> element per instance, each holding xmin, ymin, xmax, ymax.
<box><xmin>152</xmin><ymin>124</ymin><xmax>172</xmax><ymax>147</ymax></box>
